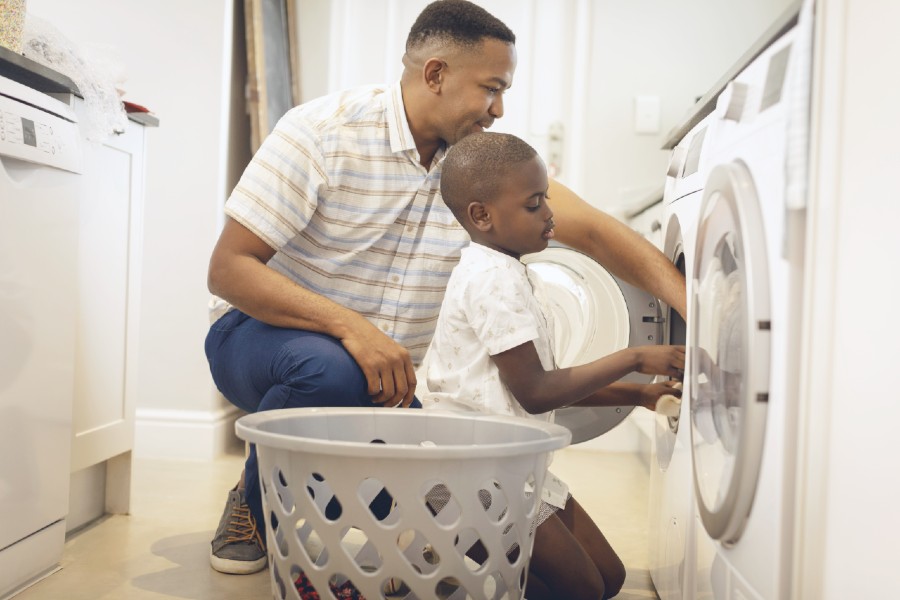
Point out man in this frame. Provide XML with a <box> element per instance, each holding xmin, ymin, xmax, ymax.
<box><xmin>206</xmin><ymin>0</ymin><xmax>685</xmax><ymax>576</ymax></box>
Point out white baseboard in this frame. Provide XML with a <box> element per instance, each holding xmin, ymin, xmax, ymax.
<box><xmin>134</xmin><ymin>406</ymin><xmax>244</xmax><ymax>460</ymax></box>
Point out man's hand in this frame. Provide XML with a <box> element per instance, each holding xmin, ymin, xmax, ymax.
<box><xmin>210</xmin><ymin>218</ymin><xmax>419</xmax><ymax>408</ymax></box>
<box><xmin>340</xmin><ymin>320</ymin><xmax>417</xmax><ymax>408</ymax></box>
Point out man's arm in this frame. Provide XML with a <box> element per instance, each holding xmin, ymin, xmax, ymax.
<box><xmin>207</xmin><ymin>217</ymin><xmax>417</xmax><ymax>406</ymax></box>
<box><xmin>548</xmin><ymin>178</ymin><xmax>687</xmax><ymax>319</ymax></box>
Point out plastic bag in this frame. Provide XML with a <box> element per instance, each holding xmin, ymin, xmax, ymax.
<box><xmin>22</xmin><ymin>14</ymin><xmax>128</xmax><ymax>141</ymax></box>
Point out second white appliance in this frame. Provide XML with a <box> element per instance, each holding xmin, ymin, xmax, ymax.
<box><xmin>0</xmin><ymin>74</ymin><xmax>82</xmax><ymax>598</ymax></box>
<box><xmin>648</xmin><ymin>111</ymin><xmax>715</xmax><ymax>600</ymax></box>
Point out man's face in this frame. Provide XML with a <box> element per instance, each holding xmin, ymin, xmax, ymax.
<box><xmin>484</xmin><ymin>156</ymin><xmax>555</xmax><ymax>259</ymax></box>
<box><xmin>437</xmin><ymin>38</ymin><xmax>517</xmax><ymax>146</ymax></box>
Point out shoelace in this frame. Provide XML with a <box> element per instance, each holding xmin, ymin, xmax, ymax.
<box><xmin>225</xmin><ymin>503</ymin><xmax>265</xmax><ymax>548</ymax></box>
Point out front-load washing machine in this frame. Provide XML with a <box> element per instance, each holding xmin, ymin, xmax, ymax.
<box><xmin>688</xmin><ymin>2</ymin><xmax>811</xmax><ymax>598</ymax></box>
<box><xmin>521</xmin><ymin>245</ymin><xmax>663</xmax><ymax>443</ymax></box>
<box><xmin>648</xmin><ymin>110</ymin><xmax>716</xmax><ymax>600</ymax></box>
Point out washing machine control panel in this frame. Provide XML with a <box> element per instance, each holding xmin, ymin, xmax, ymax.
<box><xmin>0</xmin><ymin>79</ymin><xmax>82</xmax><ymax>174</ymax></box>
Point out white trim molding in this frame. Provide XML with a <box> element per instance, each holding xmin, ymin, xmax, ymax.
<box><xmin>134</xmin><ymin>405</ymin><xmax>244</xmax><ymax>460</ymax></box>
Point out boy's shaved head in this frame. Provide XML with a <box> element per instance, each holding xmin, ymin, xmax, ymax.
<box><xmin>440</xmin><ymin>132</ymin><xmax>538</xmax><ymax>222</ymax></box>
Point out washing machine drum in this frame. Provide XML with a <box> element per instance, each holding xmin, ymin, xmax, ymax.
<box><xmin>522</xmin><ymin>246</ymin><xmax>663</xmax><ymax>443</ymax></box>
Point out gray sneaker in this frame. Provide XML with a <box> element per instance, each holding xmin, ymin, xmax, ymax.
<box><xmin>209</xmin><ymin>487</ymin><xmax>267</xmax><ymax>574</ymax></box>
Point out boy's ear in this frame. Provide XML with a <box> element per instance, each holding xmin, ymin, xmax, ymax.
<box><xmin>468</xmin><ymin>201</ymin><xmax>492</xmax><ymax>232</ymax></box>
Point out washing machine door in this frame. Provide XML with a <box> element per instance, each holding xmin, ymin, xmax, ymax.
<box><xmin>521</xmin><ymin>245</ymin><xmax>663</xmax><ymax>443</ymax></box>
<box><xmin>690</xmin><ymin>161</ymin><xmax>770</xmax><ymax>545</ymax></box>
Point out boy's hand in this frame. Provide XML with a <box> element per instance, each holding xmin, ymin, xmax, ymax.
<box><xmin>635</xmin><ymin>345</ymin><xmax>686</xmax><ymax>379</ymax></box>
<box><xmin>639</xmin><ymin>380</ymin><xmax>683</xmax><ymax>412</ymax></box>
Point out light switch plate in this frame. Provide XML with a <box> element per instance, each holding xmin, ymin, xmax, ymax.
<box><xmin>634</xmin><ymin>95</ymin><xmax>661</xmax><ymax>134</ymax></box>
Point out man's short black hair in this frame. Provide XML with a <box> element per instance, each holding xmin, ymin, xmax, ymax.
<box><xmin>406</xmin><ymin>0</ymin><xmax>515</xmax><ymax>52</ymax></box>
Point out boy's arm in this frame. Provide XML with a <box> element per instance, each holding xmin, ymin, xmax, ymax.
<box><xmin>578</xmin><ymin>380</ymin><xmax>683</xmax><ymax>411</ymax></box>
<box><xmin>491</xmin><ymin>341</ymin><xmax>684</xmax><ymax>415</ymax></box>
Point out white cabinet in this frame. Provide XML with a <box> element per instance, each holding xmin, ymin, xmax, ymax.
<box><xmin>68</xmin><ymin>111</ymin><xmax>149</xmax><ymax>532</ymax></box>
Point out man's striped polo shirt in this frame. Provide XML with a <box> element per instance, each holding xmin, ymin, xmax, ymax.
<box><xmin>218</xmin><ymin>82</ymin><xmax>469</xmax><ymax>365</ymax></box>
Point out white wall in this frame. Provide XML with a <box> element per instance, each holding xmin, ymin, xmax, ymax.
<box><xmin>22</xmin><ymin>0</ymin><xmax>795</xmax><ymax>459</ymax></box>
<box><xmin>294</xmin><ymin>0</ymin><xmax>794</xmax><ymax>453</ymax></box>
<box><xmin>298</xmin><ymin>0</ymin><xmax>794</xmax><ymax>214</ymax></box>
<box><xmin>584</xmin><ymin>0</ymin><xmax>794</xmax><ymax>212</ymax></box>
<box><xmin>26</xmin><ymin>0</ymin><xmax>250</xmax><ymax>459</ymax></box>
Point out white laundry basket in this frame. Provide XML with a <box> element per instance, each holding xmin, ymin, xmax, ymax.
<box><xmin>236</xmin><ymin>407</ymin><xmax>571</xmax><ymax>600</ymax></box>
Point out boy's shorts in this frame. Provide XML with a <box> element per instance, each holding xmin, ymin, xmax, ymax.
<box><xmin>424</xmin><ymin>485</ymin><xmax>571</xmax><ymax>534</ymax></box>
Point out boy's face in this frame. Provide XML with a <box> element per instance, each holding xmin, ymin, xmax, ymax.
<box><xmin>483</xmin><ymin>156</ymin><xmax>554</xmax><ymax>259</ymax></box>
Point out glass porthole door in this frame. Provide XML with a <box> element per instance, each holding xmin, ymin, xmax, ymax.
<box><xmin>523</xmin><ymin>246</ymin><xmax>662</xmax><ymax>443</ymax></box>
<box><xmin>690</xmin><ymin>161</ymin><xmax>771</xmax><ymax>545</ymax></box>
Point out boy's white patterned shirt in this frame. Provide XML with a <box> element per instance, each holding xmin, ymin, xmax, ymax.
<box><xmin>423</xmin><ymin>243</ymin><xmax>557</xmax><ymax>421</ymax></box>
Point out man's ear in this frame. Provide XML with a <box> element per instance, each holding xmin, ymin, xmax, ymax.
<box><xmin>468</xmin><ymin>201</ymin><xmax>492</xmax><ymax>232</ymax></box>
<box><xmin>423</xmin><ymin>58</ymin><xmax>445</xmax><ymax>92</ymax></box>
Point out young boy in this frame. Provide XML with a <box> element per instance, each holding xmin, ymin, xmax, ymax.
<box><xmin>422</xmin><ymin>132</ymin><xmax>685</xmax><ymax>599</ymax></box>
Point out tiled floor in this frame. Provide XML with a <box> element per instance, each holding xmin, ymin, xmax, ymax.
<box><xmin>14</xmin><ymin>447</ymin><xmax>658</xmax><ymax>600</ymax></box>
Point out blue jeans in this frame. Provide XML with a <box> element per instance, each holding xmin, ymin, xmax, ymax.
<box><xmin>204</xmin><ymin>309</ymin><xmax>421</xmax><ymax>532</ymax></box>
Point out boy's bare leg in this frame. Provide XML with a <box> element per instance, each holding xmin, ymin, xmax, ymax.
<box><xmin>527</xmin><ymin>510</ymin><xmax>607</xmax><ymax>599</ymax></box>
<box><xmin>523</xmin><ymin>573</ymin><xmax>552</xmax><ymax>599</ymax></box>
<box><xmin>527</xmin><ymin>496</ymin><xmax>626</xmax><ymax>600</ymax></box>
<box><xmin>561</xmin><ymin>495</ymin><xmax>626</xmax><ymax>596</ymax></box>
